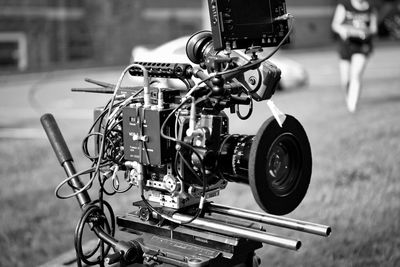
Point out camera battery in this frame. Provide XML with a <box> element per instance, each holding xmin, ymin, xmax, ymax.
<box><xmin>122</xmin><ymin>106</ymin><xmax>174</xmax><ymax>165</ymax></box>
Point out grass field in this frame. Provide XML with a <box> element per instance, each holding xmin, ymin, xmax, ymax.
<box><xmin>0</xmin><ymin>46</ymin><xmax>399</xmax><ymax>266</ymax></box>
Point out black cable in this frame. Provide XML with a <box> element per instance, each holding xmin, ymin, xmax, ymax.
<box><xmin>160</xmin><ymin>98</ymin><xmax>206</xmax><ymax>179</ymax></box>
<box><xmin>55</xmin><ymin>163</ymin><xmax>112</xmax><ymax>200</ymax></box>
<box><xmin>142</xmin><ymin>141</ymin><xmax>151</xmax><ymax>166</ymax></box>
<box><xmin>177</xmin><ymin>151</ymin><xmax>203</xmax><ymax>185</ymax></box>
<box><xmin>82</xmin><ymin>99</ymin><xmax>114</xmax><ymax>161</ymax></box>
<box><xmin>74</xmin><ymin>201</ymin><xmax>115</xmax><ymax>266</ymax></box>
<box><xmin>236</xmin><ymin>89</ymin><xmax>253</xmax><ymax>120</ymax></box>
<box><xmin>93</xmin><ymin>87</ymin><xmax>144</xmax><ymax>187</ymax></box>
<box><xmin>99</xmin><ymin>170</ymin><xmax>117</xmax><ymax>196</ymax></box>
<box><xmin>174</xmin><ymin>152</ymin><xmax>184</xmax><ymax>181</ymax></box>
<box><xmin>74</xmin><ymin>205</ymin><xmax>102</xmax><ymax>266</ymax></box>
<box><xmin>99</xmin><ymin>167</ymin><xmax>133</xmax><ymax>195</ymax></box>
<box><xmin>93</xmin><ymin>89</ymin><xmax>143</xmax><ymax>166</ymax></box>
<box><xmin>112</xmin><ymin>179</ymin><xmax>133</xmax><ymax>194</ymax></box>
<box><xmin>82</xmin><ymin>132</ymin><xmax>104</xmax><ymax>160</ymax></box>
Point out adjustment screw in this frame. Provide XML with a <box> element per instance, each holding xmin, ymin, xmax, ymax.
<box><xmin>249</xmin><ymin>76</ymin><xmax>257</xmax><ymax>85</ymax></box>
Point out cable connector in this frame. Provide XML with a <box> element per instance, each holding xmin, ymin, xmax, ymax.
<box><xmin>185</xmin><ymin>97</ymin><xmax>196</xmax><ymax>137</ymax></box>
<box><xmin>157</xmin><ymin>88</ymin><xmax>164</xmax><ymax>110</ymax></box>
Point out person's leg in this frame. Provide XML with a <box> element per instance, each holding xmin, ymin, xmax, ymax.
<box><xmin>339</xmin><ymin>59</ymin><xmax>350</xmax><ymax>91</ymax></box>
<box><xmin>346</xmin><ymin>53</ymin><xmax>368</xmax><ymax>112</ymax></box>
<box><xmin>338</xmin><ymin>40</ymin><xmax>351</xmax><ymax>96</ymax></box>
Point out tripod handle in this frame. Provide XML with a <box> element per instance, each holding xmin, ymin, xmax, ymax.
<box><xmin>40</xmin><ymin>113</ymin><xmax>73</xmax><ymax>165</ymax></box>
<box><xmin>41</xmin><ymin>113</ymin><xmax>91</xmax><ymax>207</ymax></box>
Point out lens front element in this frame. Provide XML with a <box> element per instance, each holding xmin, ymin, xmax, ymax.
<box><xmin>267</xmin><ymin>134</ymin><xmax>301</xmax><ymax>197</ymax></box>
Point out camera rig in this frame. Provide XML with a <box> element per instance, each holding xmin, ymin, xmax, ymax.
<box><xmin>41</xmin><ymin>1</ymin><xmax>331</xmax><ymax>266</ymax></box>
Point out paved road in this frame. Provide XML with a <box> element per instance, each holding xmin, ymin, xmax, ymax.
<box><xmin>0</xmin><ymin>43</ymin><xmax>399</xmax><ymax>139</ymax></box>
<box><xmin>0</xmin><ymin>66</ymin><xmax>124</xmax><ymax>138</ymax></box>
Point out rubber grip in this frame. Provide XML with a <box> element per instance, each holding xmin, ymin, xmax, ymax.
<box><xmin>40</xmin><ymin>113</ymin><xmax>73</xmax><ymax>165</ymax></box>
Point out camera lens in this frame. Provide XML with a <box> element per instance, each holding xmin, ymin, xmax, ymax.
<box><xmin>217</xmin><ymin>115</ymin><xmax>312</xmax><ymax>215</ymax></box>
<box><xmin>218</xmin><ymin>134</ymin><xmax>254</xmax><ymax>184</ymax></box>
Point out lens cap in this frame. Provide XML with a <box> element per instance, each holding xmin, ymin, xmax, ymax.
<box><xmin>248</xmin><ymin>115</ymin><xmax>312</xmax><ymax>215</ymax></box>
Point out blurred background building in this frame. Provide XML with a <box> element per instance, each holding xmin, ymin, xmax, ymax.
<box><xmin>0</xmin><ymin>0</ymin><xmax>90</xmax><ymax>71</ymax></box>
<box><xmin>0</xmin><ymin>0</ymin><xmax>399</xmax><ymax>72</ymax></box>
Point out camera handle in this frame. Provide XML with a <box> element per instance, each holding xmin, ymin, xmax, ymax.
<box><xmin>41</xmin><ymin>113</ymin><xmax>143</xmax><ymax>265</ymax></box>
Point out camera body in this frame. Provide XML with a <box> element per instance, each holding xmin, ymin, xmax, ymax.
<box><xmin>89</xmin><ymin>0</ymin><xmax>308</xmax><ymax>216</ymax></box>
<box><xmin>120</xmin><ymin>100</ymin><xmax>230</xmax><ymax>209</ymax></box>
<box><xmin>41</xmin><ymin>1</ymin><xmax>331</xmax><ymax>266</ymax></box>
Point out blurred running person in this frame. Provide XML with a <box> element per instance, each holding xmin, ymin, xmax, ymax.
<box><xmin>331</xmin><ymin>0</ymin><xmax>378</xmax><ymax>112</ymax></box>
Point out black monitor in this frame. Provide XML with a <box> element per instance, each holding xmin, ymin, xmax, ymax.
<box><xmin>207</xmin><ymin>0</ymin><xmax>290</xmax><ymax>51</ymax></box>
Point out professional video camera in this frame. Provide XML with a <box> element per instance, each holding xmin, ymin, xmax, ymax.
<box><xmin>41</xmin><ymin>0</ymin><xmax>330</xmax><ymax>266</ymax></box>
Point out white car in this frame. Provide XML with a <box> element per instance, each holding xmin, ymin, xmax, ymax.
<box><xmin>130</xmin><ymin>36</ymin><xmax>308</xmax><ymax>90</ymax></box>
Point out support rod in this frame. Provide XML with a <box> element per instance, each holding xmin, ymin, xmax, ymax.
<box><xmin>172</xmin><ymin>213</ymin><xmax>301</xmax><ymax>251</ymax></box>
<box><xmin>208</xmin><ymin>203</ymin><xmax>331</xmax><ymax>237</ymax></box>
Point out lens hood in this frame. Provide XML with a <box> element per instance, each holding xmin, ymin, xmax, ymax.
<box><xmin>248</xmin><ymin>115</ymin><xmax>312</xmax><ymax>215</ymax></box>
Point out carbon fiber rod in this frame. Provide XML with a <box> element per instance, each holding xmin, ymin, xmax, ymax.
<box><xmin>172</xmin><ymin>213</ymin><xmax>301</xmax><ymax>251</ymax></box>
<box><xmin>208</xmin><ymin>203</ymin><xmax>331</xmax><ymax>237</ymax></box>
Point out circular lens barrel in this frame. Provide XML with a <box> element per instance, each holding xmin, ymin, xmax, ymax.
<box><xmin>218</xmin><ymin>134</ymin><xmax>254</xmax><ymax>184</ymax></box>
<box><xmin>217</xmin><ymin>115</ymin><xmax>312</xmax><ymax>215</ymax></box>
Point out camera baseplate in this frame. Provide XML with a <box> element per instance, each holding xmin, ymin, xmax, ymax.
<box><xmin>112</xmin><ymin>200</ymin><xmax>330</xmax><ymax>266</ymax></box>
<box><xmin>116</xmin><ymin>201</ymin><xmax>263</xmax><ymax>267</ymax></box>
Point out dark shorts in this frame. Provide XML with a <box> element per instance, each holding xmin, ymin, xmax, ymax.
<box><xmin>338</xmin><ymin>38</ymin><xmax>373</xmax><ymax>60</ymax></box>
